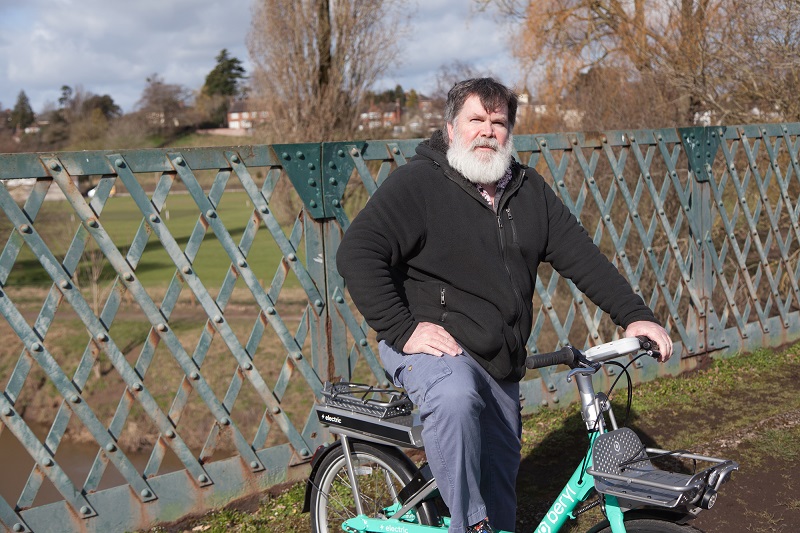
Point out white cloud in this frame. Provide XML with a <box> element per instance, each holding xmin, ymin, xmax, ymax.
<box><xmin>0</xmin><ymin>0</ymin><xmax>518</xmax><ymax>114</ymax></box>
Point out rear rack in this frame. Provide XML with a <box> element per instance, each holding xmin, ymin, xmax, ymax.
<box><xmin>588</xmin><ymin>428</ymin><xmax>738</xmax><ymax>509</ymax></box>
<box><xmin>316</xmin><ymin>381</ymin><xmax>424</xmax><ymax>449</ymax></box>
<box><xmin>321</xmin><ymin>381</ymin><xmax>413</xmax><ymax>419</ymax></box>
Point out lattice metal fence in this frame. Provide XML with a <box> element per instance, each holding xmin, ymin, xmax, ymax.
<box><xmin>0</xmin><ymin>123</ymin><xmax>798</xmax><ymax>532</ymax></box>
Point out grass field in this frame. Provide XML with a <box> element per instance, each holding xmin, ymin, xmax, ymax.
<box><xmin>3</xmin><ymin>190</ymin><xmax>302</xmax><ymax>289</ymax></box>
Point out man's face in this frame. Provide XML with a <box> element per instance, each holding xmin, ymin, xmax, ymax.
<box><xmin>447</xmin><ymin>94</ymin><xmax>510</xmax><ymax>159</ymax></box>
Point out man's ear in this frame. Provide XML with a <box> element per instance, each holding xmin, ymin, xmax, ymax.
<box><xmin>446</xmin><ymin>122</ymin><xmax>454</xmax><ymax>144</ymax></box>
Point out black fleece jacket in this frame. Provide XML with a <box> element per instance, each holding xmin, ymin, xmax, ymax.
<box><xmin>336</xmin><ymin>130</ymin><xmax>658</xmax><ymax>381</ymax></box>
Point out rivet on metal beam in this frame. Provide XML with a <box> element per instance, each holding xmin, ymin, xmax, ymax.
<box><xmin>123</xmin><ymin>272</ymin><xmax>134</xmax><ymax>282</ymax></box>
<box><xmin>309</xmin><ymin>200</ymin><xmax>317</xmax><ymax>208</ymax></box>
<box><xmin>541</xmin><ymin>399</ymin><xmax>548</xmax><ymax>406</ymax></box>
<box><xmin>292</xmin><ymin>352</ymin><xmax>303</xmax><ymax>360</ymax></box>
<box><xmin>213</xmin><ymin>315</ymin><xmax>223</xmax><ymax>323</ymax></box>
<box><xmin>328</xmin><ymin>161</ymin><xmax>336</xmax><ymax>169</ymax></box>
<box><xmin>174</xmin><ymin>157</ymin><xmax>185</xmax><ymax>166</ymax></box>
<box><xmin>141</xmin><ymin>489</ymin><xmax>152</xmax><ymax>498</ymax></box>
<box><xmin>231</xmin><ymin>154</ymin><xmax>240</xmax><ymax>163</ymax></box>
<box><xmin>220</xmin><ymin>417</ymin><xmax>230</xmax><ymax>426</ymax></box>
<box><xmin>2</xmin><ymin>407</ymin><xmax>13</xmax><ymax>416</ymax></box>
<box><xmin>70</xmin><ymin>394</ymin><xmax>80</xmax><ymax>403</ymax></box>
<box><xmin>250</xmin><ymin>461</ymin><xmax>261</xmax><ymax>470</ymax></box>
<box><xmin>243</xmin><ymin>362</ymin><xmax>252</xmax><ymax>371</ymax></box>
<box><xmin>308</xmin><ymin>162</ymin><xmax>315</xmax><ymax>170</ymax></box>
<box><xmin>295</xmin><ymin>151</ymin><xmax>304</xmax><ymax>159</ymax></box>
<box><xmin>300</xmin><ymin>448</ymin><xmax>310</xmax><ymax>457</ymax></box>
<box><xmin>166</xmin><ymin>429</ymin><xmax>175</xmax><ymax>438</ymax></box>
<box><xmin>42</xmin><ymin>458</ymin><xmax>53</xmax><ymax>467</ymax></box>
<box><xmin>558</xmin><ymin>181</ymin><xmax>565</xmax><ymax>187</ymax></box>
<box><xmin>314</xmin><ymin>299</ymin><xmax>323</xmax><ymax>307</ymax></box>
<box><xmin>332</xmin><ymin>199</ymin><xmax>341</xmax><ymax>207</ymax></box>
<box><xmin>350</xmin><ymin>148</ymin><xmax>359</xmax><ymax>156</ymax></box>
<box><xmin>266</xmin><ymin>307</ymin><xmax>276</xmax><ymax>315</ymax></box>
<box><xmin>272</xmin><ymin>406</ymin><xmax>281</xmax><ymax>414</ymax></box>
<box><xmin>287</xmin><ymin>253</ymin><xmax>297</xmax><ymax>261</ymax></box>
<box><xmin>198</xmin><ymin>474</ymin><xmax>209</xmax><ymax>483</ymax></box>
<box><xmin>48</xmin><ymin>161</ymin><xmax>60</xmax><ymax>171</ymax></box>
<box><xmin>553</xmin><ymin>397</ymin><xmax>560</xmax><ymax>404</ymax></box>
<box><xmin>30</xmin><ymin>342</ymin><xmax>42</xmax><ymax>352</ymax></box>
<box><xmin>88</xmin><ymin>219</ymin><xmax>99</xmax><ymax>228</ymax></box>
<box><xmin>13</xmin><ymin>523</ymin><xmax>24</xmax><ymax>532</ymax></box>
<box><xmin>539</xmin><ymin>139</ymin><xmax>547</xmax><ymax>146</ymax></box>
<box><xmin>205</xmin><ymin>209</ymin><xmax>215</xmax><ymax>219</ymax></box>
<box><xmin>149</xmin><ymin>214</ymin><xmax>159</xmax><ymax>223</ymax></box>
<box><xmin>157</xmin><ymin>323</ymin><xmax>167</xmax><ymax>332</ymax></box>
<box><xmin>115</xmin><ymin>158</ymin><xmax>125</xmax><ymax>168</ymax></box>
<box><xmin>338</xmin><ymin>149</ymin><xmax>345</xmax><ymax>157</ymax></box>
<box><xmin>260</xmin><ymin>205</ymin><xmax>269</xmax><ymax>213</ymax></box>
<box><xmin>190</xmin><ymin>371</ymin><xmax>200</xmax><ymax>380</ymax></box>
<box><xmin>335</xmin><ymin>295</ymin><xmax>345</xmax><ymax>304</ymax></box>
<box><xmin>329</xmin><ymin>177</ymin><xmax>337</xmax><ymax>185</ymax></box>
<box><xmin>182</xmin><ymin>265</ymin><xmax>192</xmax><ymax>275</ymax></box>
<box><xmin>19</xmin><ymin>224</ymin><xmax>31</xmax><ymax>233</ymax></box>
<box><xmin>80</xmin><ymin>506</ymin><xmax>91</xmax><ymax>516</ymax></box>
<box><xmin>307</xmin><ymin>178</ymin><xmax>316</xmax><ymax>186</ymax></box>
<box><xmin>105</xmin><ymin>443</ymin><xmax>116</xmax><ymax>452</ymax></box>
<box><xmin>59</xmin><ymin>280</ymin><xmax>70</xmax><ymax>289</ymax></box>
<box><xmin>281</xmin><ymin>152</ymin><xmax>290</xmax><ymax>160</ymax></box>
<box><xmin>132</xmin><ymin>383</ymin><xmax>143</xmax><ymax>391</ymax></box>
<box><xmin>237</xmin><ymin>259</ymin><xmax>246</xmax><ymax>267</ymax></box>
<box><xmin>359</xmin><ymin>339</ymin><xmax>368</xmax><ymax>346</ymax></box>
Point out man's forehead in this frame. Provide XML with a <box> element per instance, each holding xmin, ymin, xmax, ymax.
<box><xmin>459</xmin><ymin>94</ymin><xmax>508</xmax><ymax>117</ymax></box>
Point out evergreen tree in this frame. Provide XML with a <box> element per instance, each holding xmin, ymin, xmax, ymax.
<box><xmin>202</xmin><ymin>49</ymin><xmax>246</xmax><ymax>97</ymax></box>
<box><xmin>10</xmin><ymin>90</ymin><xmax>35</xmax><ymax>131</ymax></box>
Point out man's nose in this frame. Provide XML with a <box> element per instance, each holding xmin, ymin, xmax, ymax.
<box><xmin>479</xmin><ymin>120</ymin><xmax>495</xmax><ymax>137</ymax></box>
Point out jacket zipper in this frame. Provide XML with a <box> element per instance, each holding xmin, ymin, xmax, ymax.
<box><xmin>440</xmin><ymin>287</ymin><xmax>448</xmax><ymax>321</ymax></box>
<box><xmin>496</xmin><ymin>202</ymin><xmax>524</xmax><ymax>351</ymax></box>
<box><xmin>506</xmin><ymin>207</ymin><xmax>518</xmax><ymax>243</ymax></box>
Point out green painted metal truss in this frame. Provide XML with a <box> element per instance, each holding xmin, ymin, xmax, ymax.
<box><xmin>0</xmin><ymin>123</ymin><xmax>798</xmax><ymax>532</ymax></box>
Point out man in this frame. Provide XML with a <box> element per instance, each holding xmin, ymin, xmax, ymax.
<box><xmin>336</xmin><ymin>78</ymin><xmax>672</xmax><ymax>533</ymax></box>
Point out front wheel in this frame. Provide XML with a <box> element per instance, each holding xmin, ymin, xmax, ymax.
<box><xmin>592</xmin><ymin>518</ymin><xmax>704</xmax><ymax>532</ymax></box>
<box><xmin>309</xmin><ymin>441</ymin><xmax>439</xmax><ymax>533</ymax></box>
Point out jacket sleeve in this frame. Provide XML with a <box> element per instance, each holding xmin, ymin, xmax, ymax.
<box><xmin>539</xmin><ymin>176</ymin><xmax>659</xmax><ymax>328</ymax></box>
<box><xmin>336</xmin><ymin>169</ymin><xmax>428</xmax><ymax>350</ymax></box>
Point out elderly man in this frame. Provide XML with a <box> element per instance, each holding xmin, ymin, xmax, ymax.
<box><xmin>336</xmin><ymin>78</ymin><xmax>672</xmax><ymax>533</ymax></box>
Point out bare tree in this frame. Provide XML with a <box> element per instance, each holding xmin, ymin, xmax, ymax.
<box><xmin>477</xmin><ymin>0</ymin><xmax>800</xmax><ymax>126</ymax></box>
<box><xmin>247</xmin><ymin>0</ymin><xmax>410</xmax><ymax>142</ymax></box>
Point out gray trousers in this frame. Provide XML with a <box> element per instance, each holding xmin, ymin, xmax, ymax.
<box><xmin>379</xmin><ymin>341</ymin><xmax>521</xmax><ymax>532</ymax></box>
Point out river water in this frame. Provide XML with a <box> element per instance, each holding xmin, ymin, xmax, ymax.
<box><xmin>0</xmin><ymin>424</ymin><xmax>182</xmax><ymax>507</ymax></box>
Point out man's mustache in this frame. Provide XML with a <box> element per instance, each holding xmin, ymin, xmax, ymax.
<box><xmin>471</xmin><ymin>138</ymin><xmax>499</xmax><ymax>151</ymax></box>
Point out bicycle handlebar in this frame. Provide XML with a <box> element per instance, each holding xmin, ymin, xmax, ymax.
<box><xmin>525</xmin><ymin>346</ymin><xmax>578</xmax><ymax>369</ymax></box>
<box><xmin>525</xmin><ymin>337</ymin><xmax>661</xmax><ymax>371</ymax></box>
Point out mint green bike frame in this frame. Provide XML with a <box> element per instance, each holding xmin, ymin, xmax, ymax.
<box><xmin>342</xmin><ymin>430</ymin><xmax>628</xmax><ymax>533</ymax></box>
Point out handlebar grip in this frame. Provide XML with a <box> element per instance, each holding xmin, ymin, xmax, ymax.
<box><xmin>525</xmin><ymin>346</ymin><xmax>576</xmax><ymax>369</ymax></box>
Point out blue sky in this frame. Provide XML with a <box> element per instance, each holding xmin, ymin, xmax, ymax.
<box><xmin>0</xmin><ymin>0</ymin><xmax>518</xmax><ymax>114</ymax></box>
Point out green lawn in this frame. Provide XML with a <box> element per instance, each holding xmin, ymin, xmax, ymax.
<box><xmin>4</xmin><ymin>191</ymin><xmax>303</xmax><ymax>289</ymax></box>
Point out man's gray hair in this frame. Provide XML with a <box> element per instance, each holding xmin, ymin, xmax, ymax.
<box><xmin>444</xmin><ymin>78</ymin><xmax>518</xmax><ymax>131</ymax></box>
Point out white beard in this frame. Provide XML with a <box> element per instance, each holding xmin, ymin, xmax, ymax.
<box><xmin>446</xmin><ymin>129</ymin><xmax>514</xmax><ymax>185</ymax></box>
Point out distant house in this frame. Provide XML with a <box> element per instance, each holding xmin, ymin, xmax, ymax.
<box><xmin>227</xmin><ymin>101</ymin><xmax>268</xmax><ymax>131</ymax></box>
<box><xmin>358</xmin><ymin>101</ymin><xmax>402</xmax><ymax>132</ymax></box>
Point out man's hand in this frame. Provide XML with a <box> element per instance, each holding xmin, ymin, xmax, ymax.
<box><xmin>625</xmin><ymin>321</ymin><xmax>673</xmax><ymax>362</ymax></box>
<box><xmin>403</xmin><ymin>322</ymin><xmax>461</xmax><ymax>357</ymax></box>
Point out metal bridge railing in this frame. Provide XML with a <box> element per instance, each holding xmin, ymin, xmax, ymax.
<box><xmin>0</xmin><ymin>123</ymin><xmax>798</xmax><ymax>532</ymax></box>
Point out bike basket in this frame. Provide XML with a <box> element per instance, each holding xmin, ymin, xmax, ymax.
<box><xmin>588</xmin><ymin>427</ymin><xmax>707</xmax><ymax>508</ymax></box>
<box><xmin>321</xmin><ymin>381</ymin><xmax>413</xmax><ymax>419</ymax></box>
